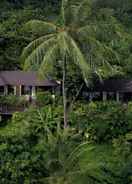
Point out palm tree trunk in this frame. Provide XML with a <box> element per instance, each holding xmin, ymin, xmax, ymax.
<box><xmin>62</xmin><ymin>57</ymin><xmax>67</xmax><ymax>128</ymax></box>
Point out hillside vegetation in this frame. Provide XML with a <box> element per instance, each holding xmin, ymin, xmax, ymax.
<box><xmin>0</xmin><ymin>0</ymin><xmax>132</xmax><ymax>183</ymax></box>
<box><xmin>0</xmin><ymin>0</ymin><xmax>132</xmax><ymax>76</ymax></box>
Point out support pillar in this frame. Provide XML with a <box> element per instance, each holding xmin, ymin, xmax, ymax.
<box><xmin>116</xmin><ymin>92</ymin><xmax>120</xmax><ymax>102</ymax></box>
<box><xmin>4</xmin><ymin>86</ymin><xmax>8</xmax><ymax>96</ymax></box>
<box><xmin>103</xmin><ymin>92</ymin><xmax>107</xmax><ymax>101</ymax></box>
<box><xmin>19</xmin><ymin>85</ymin><xmax>22</xmax><ymax>96</ymax></box>
<box><xmin>14</xmin><ymin>86</ymin><xmax>17</xmax><ymax>96</ymax></box>
<box><xmin>31</xmin><ymin>86</ymin><xmax>36</xmax><ymax>99</ymax></box>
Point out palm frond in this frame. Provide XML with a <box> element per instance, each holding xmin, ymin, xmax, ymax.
<box><xmin>24</xmin><ymin>20</ymin><xmax>57</xmax><ymax>35</ymax></box>
<box><xmin>103</xmin><ymin>44</ymin><xmax>120</xmax><ymax>64</ymax></box>
<box><xmin>77</xmin><ymin>31</ymin><xmax>119</xmax><ymax>73</ymax></box>
<box><xmin>64</xmin><ymin>142</ymin><xmax>94</xmax><ymax>171</ymax></box>
<box><xmin>88</xmin><ymin>47</ymin><xmax>119</xmax><ymax>79</ymax></box>
<box><xmin>77</xmin><ymin>24</ymin><xmax>98</xmax><ymax>37</ymax></box>
<box><xmin>23</xmin><ymin>37</ymin><xmax>56</xmax><ymax>71</ymax></box>
<box><xmin>38</xmin><ymin>44</ymin><xmax>59</xmax><ymax>79</ymax></box>
<box><xmin>58</xmin><ymin>31</ymin><xmax>71</xmax><ymax>57</ymax></box>
<box><xmin>21</xmin><ymin>34</ymin><xmax>55</xmax><ymax>63</ymax></box>
<box><xmin>67</xmin><ymin>34</ymin><xmax>92</xmax><ymax>85</ymax></box>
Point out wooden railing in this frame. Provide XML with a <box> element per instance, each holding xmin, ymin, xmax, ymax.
<box><xmin>0</xmin><ymin>104</ymin><xmax>27</xmax><ymax>115</ymax></box>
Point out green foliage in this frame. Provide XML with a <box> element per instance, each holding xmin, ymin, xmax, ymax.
<box><xmin>0</xmin><ymin>95</ymin><xmax>27</xmax><ymax>106</ymax></box>
<box><xmin>1</xmin><ymin>0</ymin><xmax>132</xmax><ymax>183</ymax></box>
<box><xmin>0</xmin><ymin>104</ymin><xmax>131</xmax><ymax>183</ymax></box>
<box><xmin>1</xmin><ymin>0</ymin><xmax>132</xmax><ymax>78</ymax></box>
<box><xmin>36</xmin><ymin>91</ymin><xmax>54</xmax><ymax>106</ymax></box>
<box><xmin>70</xmin><ymin>101</ymin><xmax>132</xmax><ymax>143</ymax></box>
<box><xmin>0</xmin><ymin>0</ymin><xmax>59</xmax><ymax>70</ymax></box>
<box><xmin>21</xmin><ymin>0</ymin><xmax>122</xmax><ymax>84</ymax></box>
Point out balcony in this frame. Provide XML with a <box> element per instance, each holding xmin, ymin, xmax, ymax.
<box><xmin>0</xmin><ymin>91</ymin><xmax>55</xmax><ymax>115</ymax></box>
<box><xmin>0</xmin><ymin>105</ymin><xmax>26</xmax><ymax>115</ymax></box>
<box><xmin>0</xmin><ymin>95</ymin><xmax>31</xmax><ymax>115</ymax></box>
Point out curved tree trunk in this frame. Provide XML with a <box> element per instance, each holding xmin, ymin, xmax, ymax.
<box><xmin>63</xmin><ymin>57</ymin><xmax>67</xmax><ymax>128</ymax></box>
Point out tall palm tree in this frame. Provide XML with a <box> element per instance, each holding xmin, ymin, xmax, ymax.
<box><xmin>21</xmin><ymin>0</ymin><xmax>118</xmax><ymax>128</ymax></box>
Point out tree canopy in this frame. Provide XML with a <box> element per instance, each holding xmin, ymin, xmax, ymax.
<box><xmin>0</xmin><ymin>0</ymin><xmax>132</xmax><ymax>183</ymax></box>
<box><xmin>1</xmin><ymin>0</ymin><xmax>132</xmax><ymax>77</ymax></box>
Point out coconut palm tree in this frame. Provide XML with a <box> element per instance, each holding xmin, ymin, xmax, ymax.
<box><xmin>21</xmin><ymin>0</ymin><xmax>119</xmax><ymax>128</ymax></box>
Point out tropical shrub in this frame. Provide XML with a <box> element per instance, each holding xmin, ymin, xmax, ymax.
<box><xmin>0</xmin><ymin>106</ymin><xmax>114</xmax><ymax>184</ymax></box>
<box><xmin>0</xmin><ymin>95</ymin><xmax>27</xmax><ymax>106</ymax></box>
<box><xmin>0</xmin><ymin>103</ymin><xmax>131</xmax><ymax>183</ymax></box>
<box><xmin>36</xmin><ymin>91</ymin><xmax>53</xmax><ymax>106</ymax></box>
<box><xmin>70</xmin><ymin>101</ymin><xmax>132</xmax><ymax>143</ymax></box>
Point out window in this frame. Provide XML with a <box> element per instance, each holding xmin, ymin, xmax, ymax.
<box><xmin>0</xmin><ymin>87</ymin><xmax>4</xmax><ymax>95</ymax></box>
<box><xmin>8</xmin><ymin>85</ymin><xmax>14</xmax><ymax>95</ymax></box>
<box><xmin>21</xmin><ymin>86</ymin><xmax>32</xmax><ymax>95</ymax></box>
<box><xmin>107</xmin><ymin>92</ymin><xmax>116</xmax><ymax>101</ymax></box>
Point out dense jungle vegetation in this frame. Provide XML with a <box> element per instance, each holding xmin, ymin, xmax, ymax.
<box><xmin>0</xmin><ymin>0</ymin><xmax>132</xmax><ymax>183</ymax></box>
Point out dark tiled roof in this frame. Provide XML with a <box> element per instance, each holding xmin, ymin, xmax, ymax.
<box><xmin>90</xmin><ymin>79</ymin><xmax>132</xmax><ymax>92</ymax></box>
<box><xmin>0</xmin><ymin>71</ymin><xmax>58</xmax><ymax>87</ymax></box>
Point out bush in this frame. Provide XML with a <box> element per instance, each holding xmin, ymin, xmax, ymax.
<box><xmin>36</xmin><ymin>91</ymin><xmax>53</xmax><ymax>106</ymax></box>
<box><xmin>70</xmin><ymin>101</ymin><xmax>132</xmax><ymax>143</ymax></box>
<box><xmin>0</xmin><ymin>103</ymin><xmax>131</xmax><ymax>183</ymax></box>
<box><xmin>0</xmin><ymin>95</ymin><xmax>27</xmax><ymax>106</ymax></box>
<box><xmin>0</xmin><ymin>105</ymin><xmax>77</xmax><ymax>183</ymax></box>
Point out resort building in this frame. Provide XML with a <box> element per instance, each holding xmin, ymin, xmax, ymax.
<box><xmin>0</xmin><ymin>71</ymin><xmax>132</xmax><ymax>115</ymax></box>
<box><xmin>0</xmin><ymin>71</ymin><xmax>58</xmax><ymax>97</ymax></box>
<box><xmin>0</xmin><ymin>71</ymin><xmax>59</xmax><ymax>115</ymax></box>
<box><xmin>83</xmin><ymin>79</ymin><xmax>132</xmax><ymax>102</ymax></box>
